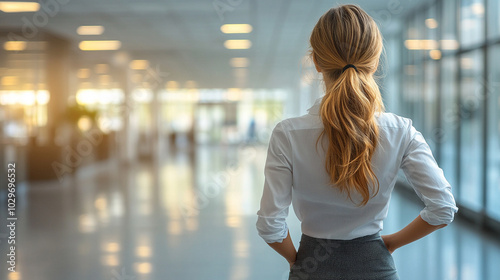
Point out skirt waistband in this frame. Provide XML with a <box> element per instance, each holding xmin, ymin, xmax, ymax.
<box><xmin>300</xmin><ymin>231</ymin><xmax>382</xmax><ymax>243</ymax></box>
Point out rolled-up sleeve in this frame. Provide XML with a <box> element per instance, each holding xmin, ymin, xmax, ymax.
<box><xmin>400</xmin><ymin>118</ymin><xmax>459</xmax><ymax>225</ymax></box>
<box><xmin>256</xmin><ymin>121</ymin><xmax>293</xmax><ymax>243</ymax></box>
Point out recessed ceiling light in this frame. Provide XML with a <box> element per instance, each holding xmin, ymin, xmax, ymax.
<box><xmin>425</xmin><ymin>18</ymin><xmax>438</xmax><ymax>29</ymax></box>
<box><xmin>224</xmin><ymin>40</ymin><xmax>252</xmax><ymax>50</ymax></box>
<box><xmin>3</xmin><ymin>41</ymin><xmax>46</xmax><ymax>51</ymax></box>
<box><xmin>0</xmin><ymin>1</ymin><xmax>40</xmax><ymax>13</ymax></box>
<box><xmin>404</xmin><ymin>40</ymin><xmax>438</xmax><ymax>50</ymax></box>
<box><xmin>429</xmin><ymin>50</ymin><xmax>441</xmax><ymax>60</ymax></box>
<box><xmin>221</xmin><ymin>24</ymin><xmax>253</xmax><ymax>34</ymax></box>
<box><xmin>3</xmin><ymin>41</ymin><xmax>26</xmax><ymax>51</ymax></box>
<box><xmin>129</xmin><ymin>60</ymin><xmax>149</xmax><ymax>70</ymax></box>
<box><xmin>77</xmin><ymin>26</ymin><xmax>105</xmax><ymax>35</ymax></box>
<box><xmin>79</xmin><ymin>40</ymin><xmax>121</xmax><ymax>51</ymax></box>
<box><xmin>134</xmin><ymin>262</ymin><xmax>152</xmax><ymax>274</ymax></box>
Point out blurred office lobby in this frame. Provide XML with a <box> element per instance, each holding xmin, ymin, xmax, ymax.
<box><xmin>0</xmin><ymin>0</ymin><xmax>499</xmax><ymax>279</ymax></box>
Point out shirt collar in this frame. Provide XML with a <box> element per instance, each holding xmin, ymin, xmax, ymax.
<box><xmin>307</xmin><ymin>96</ymin><xmax>323</xmax><ymax>115</ymax></box>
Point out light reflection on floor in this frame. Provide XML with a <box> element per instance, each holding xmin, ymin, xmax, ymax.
<box><xmin>0</xmin><ymin>144</ymin><xmax>499</xmax><ymax>280</ymax></box>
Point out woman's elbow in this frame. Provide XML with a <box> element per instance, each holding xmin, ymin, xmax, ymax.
<box><xmin>436</xmin><ymin>223</ymin><xmax>448</xmax><ymax>229</ymax></box>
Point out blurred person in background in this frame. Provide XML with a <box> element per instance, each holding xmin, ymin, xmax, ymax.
<box><xmin>256</xmin><ymin>4</ymin><xmax>458</xmax><ymax>280</ymax></box>
<box><xmin>247</xmin><ymin>117</ymin><xmax>257</xmax><ymax>143</ymax></box>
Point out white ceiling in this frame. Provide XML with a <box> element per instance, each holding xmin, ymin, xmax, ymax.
<box><xmin>0</xmin><ymin>0</ymin><xmax>431</xmax><ymax>89</ymax></box>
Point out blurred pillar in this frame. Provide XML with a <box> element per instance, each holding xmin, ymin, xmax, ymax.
<box><xmin>151</xmin><ymin>86</ymin><xmax>162</xmax><ymax>162</ymax></box>
<box><xmin>114</xmin><ymin>53</ymin><xmax>137</xmax><ymax>164</ymax></box>
<box><xmin>46</xmin><ymin>34</ymin><xmax>72</xmax><ymax>143</ymax></box>
<box><xmin>24</xmin><ymin>33</ymin><xmax>71</xmax><ymax>181</ymax></box>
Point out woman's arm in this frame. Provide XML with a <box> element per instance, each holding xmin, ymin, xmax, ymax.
<box><xmin>266</xmin><ymin>230</ymin><xmax>297</xmax><ymax>267</ymax></box>
<box><xmin>387</xmin><ymin>119</ymin><xmax>457</xmax><ymax>253</ymax></box>
<box><xmin>257</xmin><ymin>122</ymin><xmax>296</xmax><ymax>266</ymax></box>
<box><xmin>381</xmin><ymin>215</ymin><xmax>447</xmax><ymax>254</ymax></box>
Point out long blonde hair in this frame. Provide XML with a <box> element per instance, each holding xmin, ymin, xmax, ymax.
<box><xmin>310</xmin><ymin>5</ymin><xmax>385</xmax><ymax>206</ymax></box>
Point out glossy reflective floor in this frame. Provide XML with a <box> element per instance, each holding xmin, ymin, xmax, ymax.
<box><xmin>0</xmin><ymin>145</ymin><xmax>499</xmax><ymax>280</ymax></box>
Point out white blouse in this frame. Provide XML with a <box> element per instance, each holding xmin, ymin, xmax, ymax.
<box><xmin>256</xmin><ymin>97</ymin><xmax>459</xmax><ymax>243</ymax></box>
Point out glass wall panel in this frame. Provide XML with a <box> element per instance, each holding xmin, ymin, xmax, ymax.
<box><xmin>396</xmin><ymin>0</ymin><xmax>500</xmax><ymax>226</ymax></box>
<box><xmin>440</xmin><ymin>57</ymin><xmax>459</xmax><ymax>197</ymax></box>
<box><xmin>402</xmin><ymin>18</ymin><xmax>418</xmax><ymax>119</ymax></box>
<box><xmin>423</xmin><ymin>4</ymin><xmax>439</xmax><ymax>153</ymax></box>
<box><xmin>383</xmin><ymin>36</ymin><xmax>401</xmax><ymax>113</ymax></box>
<box><xmin>424</xmin><ymin>60</ymin><xmax>439</xmax><ymax>153</ymax></box>
<box><xmin>460</xmin><ymin>0</ymin><xmax>485</xmax><ymax>48</ymax></box>
<box><xmin>442</xmin><ymin>0</ymin><xmax>459</xmax><ymax>54</ymax></box>
<box><xmin>486</xmin><ymin>45</ymin><xmax>500</xmax><ymax>220</ymax></box>
<box><xmin>487</xmin><ymin>0</ymin><xmax>500</xmax><ymax>40</ymax></box>
<box><xmin>459</xmin><ymin>50</ymin><xmax>484</xmax><ymax>212</ymax></box>
<box><xmin>404</xmin><ymin>14</ymin><xmax>426</xmax><ymax>130</ymax></box>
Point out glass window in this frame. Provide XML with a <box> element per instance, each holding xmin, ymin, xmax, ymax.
<box><xmin>382</xmin><ymin>36</ymin><xmax>401</xmax><ymax>113</ymax></box>
<box><xmin>402</xmin><ymin>14</ymin><xmax>426</xmax><ymax>129</ymax></box>
<box><xmin>487</xmin><ymin>0</ymin><xmax>500</xmax><ymax>40</ymax></box>
<box><xmin>486</xmin><ymin>45</ymin><xmax>500</xmax><ymax>220</ymax></box>
<box><xmin>459</xmin><ymin>50</ymin><xmax>484</xmax><ymax>212</ymax></box>
<box><xmin>460</xmin><ymin>0</ymin><xmax>485</xmax><ymax>48</ymax></box>
<box><xmin>425</xmin><ymin>3</ymin><xmax>439</xmax><ymax>42</ymax></box>
<box><xmin>440</xmin><ymin>57</ymin><xmax>459</xmax><ymax>197</ymax></box>
<box><xmin>402</xmin><ymin>17</ymin><xmax>421</xmax><ymax>120</ymax></box>
<box><xmin>423</xmin><ymin>4</ymin><xmax>439</xmax><ymax>153</ymax></box>
<box><xmin>423</xmin><ymin>60</ymin><xmax>439</xmax><ymax>153</ymax></box>
<box><xmin>412</xmin><ymin>61</ymin><xmax>425</xmax><ymax>132</ymax></box>
<box><xmin>441</xmin><ymin>0</ymin><xmax>459</xmax><ymax>54</ymax></box>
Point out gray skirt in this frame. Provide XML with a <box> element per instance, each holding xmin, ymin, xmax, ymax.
<box><xmin>289</xmin><ymin>232</ymin><xmax>399</xmax><ymax>280</ymax></box>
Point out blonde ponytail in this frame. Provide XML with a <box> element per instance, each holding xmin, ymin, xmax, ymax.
<box><xmin>310</xmin><ymin>5</ymin><xmax>385</xmax><ymax>206</ymax></box>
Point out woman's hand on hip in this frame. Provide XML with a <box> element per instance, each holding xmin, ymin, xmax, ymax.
<box><xmin>381</xmin><ymin>234</ymin><xmax>396</xmax><ymax>254</ymax></box>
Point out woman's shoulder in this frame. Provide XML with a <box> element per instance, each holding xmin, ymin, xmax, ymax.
<box><xmin>275</xmin><ymin>111</ymin><xmax>412</xmax><ymax>132</ymax></box>
<box><xmin>375</xmin><ymin>112</ymin><xmax>411</xmax><ymax>129</ymax></box>
<box><xmin>277</xmin><ymin>113</ymin><xmax>323</xmax><ymax>132</ymax></box>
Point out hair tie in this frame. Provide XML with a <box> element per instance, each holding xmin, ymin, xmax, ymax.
<box><xmin>342</xmin><ymin>64</ymin><xmax>358</xmax><ymax>73</ymax></box>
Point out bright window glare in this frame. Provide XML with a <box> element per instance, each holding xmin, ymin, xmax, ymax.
<box><xmin>76</xmin><ymin>88</ymin><xmax>124</xmax><ymax>105</ymax></box>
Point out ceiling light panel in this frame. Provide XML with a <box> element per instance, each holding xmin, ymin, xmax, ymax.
<box><xmin>224</xmin><ymin>40</ymin><xmax>251</xmax><ymax>50</ymax></box>
<box><xmin>77</xmin><ymin>26</ymin><xmax>105</xmax><ymax>35</ymax></box>
<box><xmin>79</xmin><ymin>40</ymin><xmax>121</xmax><ymax>51</ymax></box>
<box><xmin>0</xmin><ymin>1</ymin><xmax>40</xmax><ymax>13</ymax></box>
<box><xmin>221</xmin><ymin>24</ymin><xmax>253</xmax><ymax>34</ymax></box>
